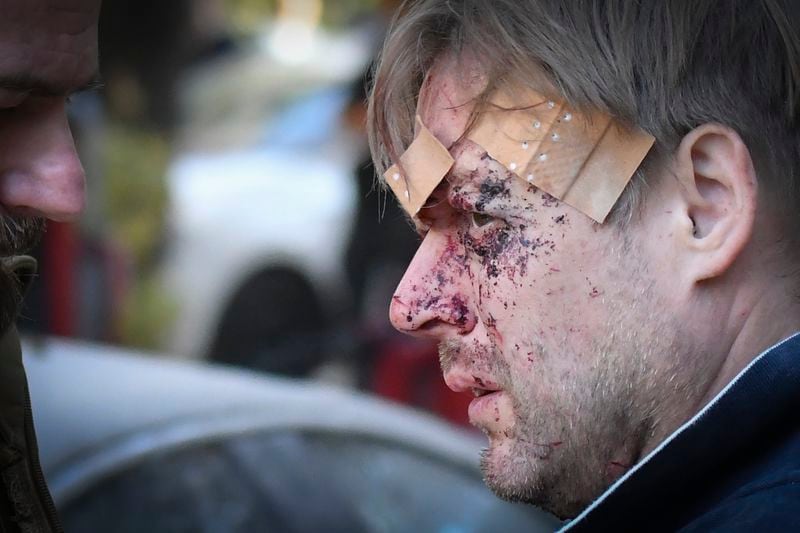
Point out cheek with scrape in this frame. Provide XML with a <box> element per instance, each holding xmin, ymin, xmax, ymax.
<box><xmin>456</xmin><ymin>171</ymin><xmax>569</xmax><ymax>287</ymax></box>
<box><xmin>454</xmin><ymin>171</ymin><xmax>586</xmax><ymax>351</ymax></box>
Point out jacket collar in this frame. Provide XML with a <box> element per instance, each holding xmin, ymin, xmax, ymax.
<box><xmin>563</xmin><ymin>332</ymin><xmax>800</xmax><ymax>531</ymax></box>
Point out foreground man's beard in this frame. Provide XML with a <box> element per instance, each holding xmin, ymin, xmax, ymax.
<box><xmin>0</xmin><ymin>215</ymin><xmax>46</xmax><ymax>333</ymax></box>
<box><xmin>438</xmin><ymin>291</ymin><xmax>703</xmax><ymax>519</ymax></box>
<box><xmin>439</xmin><ymin>334</ymin><xmax>657</xmax><ymax>519</ymax></box>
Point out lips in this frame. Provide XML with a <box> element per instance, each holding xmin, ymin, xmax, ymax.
<box><xmin>471</xmin><ymin>387</ymin><xmax>493</xmax><ymax>398</ymax></box>
<box><xmin>443</xmin><ymin>369</ymin><xmax>507</xmax><ymax>425</ymax></box>
<box><xmin>443</xmin><ymin>370</ymin><xmax>502</xmax><ymax>397</ymax></box>
<box><xmin>468</xmin><ymin>389</ymin><xmax>505</xmax><ymax>426</ymax></box>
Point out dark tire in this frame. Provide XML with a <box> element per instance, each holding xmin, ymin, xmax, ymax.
<box><xmin>209</xmin><ymin>268</ymin><xmax>327</xmax><ymax>377</ymax></box>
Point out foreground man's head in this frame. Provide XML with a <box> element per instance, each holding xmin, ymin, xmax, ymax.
<box><xmin>0</xmin><ymin>0</ymin><xmax>100</xmax><ymax>329</ymax></box>
<box><xmin>369</xmin><ymin>0</ymin><xmax>800</xmax><ymax>519</ymax></box>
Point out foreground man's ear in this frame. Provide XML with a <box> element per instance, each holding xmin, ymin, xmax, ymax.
<box><xmin>672</xmin><ymin>124</ymin><xmax>758</xmax><ymax>283</ymax></box>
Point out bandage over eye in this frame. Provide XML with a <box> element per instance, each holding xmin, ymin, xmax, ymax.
<box><xmin>384</xmin><ymin>116</ymin><xmax>455</xmax><ymax>216</ymax></box>
<box><xmin>383</xmin><ymin>88</ymin><xmax>655</xmax><ymax>223</ymax></box>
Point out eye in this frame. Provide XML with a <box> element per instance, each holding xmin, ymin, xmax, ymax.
<box><xmin>472</xmin><ymin>212</ymin><xmax>495</xmax><ymax>228</ymax></box>
<box><xmin>0</xmin><ymin>89</ymin><xmax>28</xmax><ymax>110</ymax></box>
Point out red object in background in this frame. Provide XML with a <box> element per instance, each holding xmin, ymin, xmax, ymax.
<box><xmin>371</xmin><ymin>337</ymin><xmax>472</xmax><ymax>427</ymax></box>
<box><xmin>43</xmin><ymin>221</ymin><xmax>78</xmax><ymax>336</ymax></box>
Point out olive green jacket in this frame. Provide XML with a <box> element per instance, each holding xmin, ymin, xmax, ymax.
<box><xmin>0</xmin><ymin>258</ymin><xmax>62</xmax><ymax>533</ymax></box>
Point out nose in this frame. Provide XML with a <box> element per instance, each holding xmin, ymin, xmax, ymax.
<box><xmin>0</xmin><ymin>99</ymin><xmax>86</xmax><ymax>221</ymax></box>
<box><xmin>389</xmin><ymin>229</ymin><xmax>478</xmax><ymax>338</ymax></box>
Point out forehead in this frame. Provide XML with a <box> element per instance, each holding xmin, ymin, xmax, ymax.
<box><xmin>0</xmin><ymin>0</ymin><xmax>101</xmax><ymax>93</ymax></box>
<box><xmin>417</xmin><ymin>55</ymin><xmax>486</xmax><ymax>149</ymax></box>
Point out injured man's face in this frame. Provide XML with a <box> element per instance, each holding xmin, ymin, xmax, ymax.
<box><xmin>387</xmin><ymin>56</ymin><xmax>710</xmax><ymax>519</ymax></box>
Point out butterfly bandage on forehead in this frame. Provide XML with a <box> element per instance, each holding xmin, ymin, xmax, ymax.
<box><xmin>383</xmin><ymin>88</ymin><xmax>655</xmax><ymax>223</ymax></box>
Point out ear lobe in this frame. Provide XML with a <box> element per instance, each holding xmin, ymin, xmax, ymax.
<box><xmin>673</xmin><ymin>124</ymin><xmax>758</xmax><ymax>282</ymax></box>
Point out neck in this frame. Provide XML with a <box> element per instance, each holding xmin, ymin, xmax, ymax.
<box><xmin>639</xmin><ymin>277</ymin><xmax>800</xmax><ymax>458</ymax></box>
<box><xmin>699</xmin><ymin>283</ymin><xmax>800</xmax><ymax>407</ymax></box>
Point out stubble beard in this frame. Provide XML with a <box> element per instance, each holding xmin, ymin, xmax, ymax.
<box><xmin>479</xmin><ymin>324</ymin><xmax>666</xmax><ymax>520</ymax></box>
<box><xmin>444</xmin><ymin>276</ymin><xmax>699</xmax><ymax>520</ymax></box>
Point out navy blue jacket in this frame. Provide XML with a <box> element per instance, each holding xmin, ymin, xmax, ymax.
<box><xmin>563</xmin><ymin>333</ymin><xmax>800</xmax><ymax>532</ymax></box>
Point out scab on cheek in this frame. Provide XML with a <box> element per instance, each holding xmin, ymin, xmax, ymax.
<box><xmin>460</xmin><ymin>220</ymin><xmax>557</xmax><ymax>284</ymax></box>
<box><xmin>457</xmin><ymin>175</ymin><xmax>573</xmax><ymax>286</ymax></box>
<box><xmin>406</xmin><ymin>172</ymin><xmax>578</xmax><ymax>334</ymax></box>
<box><xmin>475</xmin><ymin>174</ymin><xmax>511</xmax><ymax>211</ymax></box>
<box><xmin>484</xmin><ymin>312</ymin><xmax>503</xmax><ymax>344</ymax></box>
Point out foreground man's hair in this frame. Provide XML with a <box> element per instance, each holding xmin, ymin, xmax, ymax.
<box><xmin>369</xmin><ymin>0</ymin><xmax>800</xmax><ymax>230</ymax></box>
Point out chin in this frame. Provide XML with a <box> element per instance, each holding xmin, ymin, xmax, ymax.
<box><xmin>479</xmin><ymin>437</ymin><xmax>538</xmax><ymax>502</ymax></box>
<box><xmin>479</xmin><ymin>436</ymin><xmax>588</xmax><ymax>520</ymax></box>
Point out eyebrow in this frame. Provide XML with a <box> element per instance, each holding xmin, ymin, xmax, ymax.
<box><xmin>0</xmin><ymin>71</ymin><xmax>104</xmax><ymax>97</ymax></box>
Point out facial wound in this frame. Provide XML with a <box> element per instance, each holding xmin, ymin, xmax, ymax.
<box><xmin>383</xmin><ymin>88</ymin><xmax>655</xmax><ymax>223</ymax></box>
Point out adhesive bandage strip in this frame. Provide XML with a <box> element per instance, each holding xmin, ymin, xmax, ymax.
<box><xmin>467</xmin><ymin>89</ymin><xmax>655</xmax><ymax>223</ymax></box>
<box><xmin>384</xmin><ymin>90</ymin><xmax>654</xmax><ymax>223</ymax></box>
<box><xmin>383</xmin><ymin>116</ymin><xmax>455</xmax><ymax>216</ymax></box>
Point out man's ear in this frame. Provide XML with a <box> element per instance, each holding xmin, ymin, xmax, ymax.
<box><xmin>671</xmin><ymin>124</ymin><xmax>758</xmax><ymax>282</ymax></box>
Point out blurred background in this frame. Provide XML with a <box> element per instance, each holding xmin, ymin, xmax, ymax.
<box><xmin>16</xmin><ymin>2</ymin><xmax>561</xmax><ymax>530</ymax></box>
<box><xmin>21</xmin><ymin>0</ymin><xmax>471</xmax><ymax>426</ymax></box>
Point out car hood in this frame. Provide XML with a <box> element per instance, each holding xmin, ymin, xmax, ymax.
<box><xmin>22</xmin><ymin>336</ymin><xmax>482</xmax><ymax>501</ymax></box>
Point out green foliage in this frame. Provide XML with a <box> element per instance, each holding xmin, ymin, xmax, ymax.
<box><xmin>103</xmin><ymin>125</ymin><xmax>169</xmax><ymax>267</ymax></box>
<box><xmin>103</xmin><ymin>125</ymin><xmax>175</xmax><ymax>350</ymax></box>
<box><xmin>322</xmin><ymin>0</ymin><xmax>380</xmax><ymax>27</ymax></box>
<box><xmin>226</xmin><ymin>0</ymin><xmax>277</xmax><ymax>32</ymax></box>
<box><xmin>225</xmin><ymin>0</ymin><xmax>380</xmax><ymax>32</ymax></box>
<box><xmin>117</xmin><ymin>271</ymin><xmax>178</xmax><ymax>352</ymax></box>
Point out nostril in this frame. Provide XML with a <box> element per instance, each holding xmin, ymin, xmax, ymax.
<box><xmin>390</xmin><ymin>290</ymin><xmax>478</xmax><ymax>336</ymax></box>
<box><xmin>418</xmin><ymin>320</ymin><xmax>443</xmax><ymax>332</ymax></box>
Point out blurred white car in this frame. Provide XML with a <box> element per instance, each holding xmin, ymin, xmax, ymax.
<box><xmin>161</xmin><ymin>87</ymin><xmax>364</xmax><ymax>375</ymax></box>
<box><xmin>24</xmin><ymin>336</ymin><xmax>559</xmax><ymax>532</ymax></box>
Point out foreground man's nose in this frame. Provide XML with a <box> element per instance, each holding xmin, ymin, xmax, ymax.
<box><xmin>0</xmin><ymin>102</ymin><xmax>86</xmax><ymax>221</ymax></box>
<box><xmin>389</xmin><ymin>232</ymin><xmax>477</xmax><ymax>337</ymax></box>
